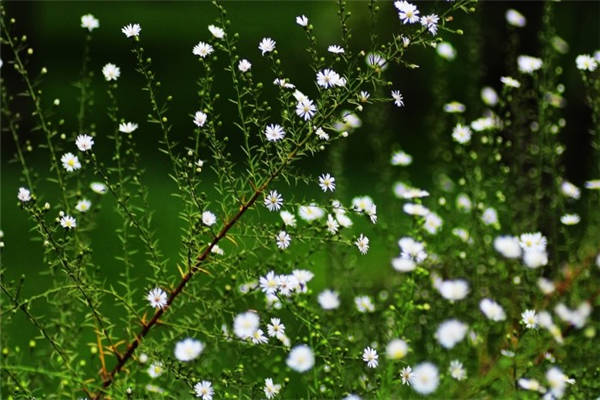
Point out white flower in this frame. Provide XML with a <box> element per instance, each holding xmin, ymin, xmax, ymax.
<box><xmin>264</xmin><ymin>378</ymin><xmax>282</xmax><ymax>399</ymax></box>
<box><xmin>328</xmin><ymin>45</ymin><xmax>345</xmax><ymax>54</ymax></box>
<box><xmin>420</xmin><ymin>14</ymin><xmax>439</xmax><ymax>35</ymax></box>
<box><xmin>424</xmin><ymin>212</ymin><xmax>443</xmax><ymax>234</ymax></box>
<box><xmin>391</xmin><ymin>150</ymin><xmax>412</xmax><ymax>166</ymax></box>
<box><xmin>392</xmin><ymin>256</ymin><xmax>416</xmax><ymax>272</ymax></box>
<box><xmin>316</xmin><ymin>68</ymin><xmax>344</xmax><ymax>88</ymax></box>
<box><xmin>147</xmin><ymin>361</ymin><xmax>164</xmax><ymax>378</ymax></box>
<box><xmin>585</xmin><ymin>179</ymin><xmax>600</xmax><ymax>190</ymax></box>
<box><xmin>75</xmin><ymin>134</ymin><xmax>94</xmax><ymax>152</ymax></box>
<box><xmin>576</xmin><ymin>54</ymin><xmax>598</xmax><ymax>72</ymax></box>
<box><xmin>452</xmin><ymin>123</ymin><xmax>472</xmax><ymax>144</ymax></box>
<box><xmin>264</xmin><ymin>190</ymin><xmax>283</xmax><ymax>211</ymax></box>
<box><xmin>296</xmin><ymin>98</ymin><xmax>316</xmax><ymax>120</ymax></box>
<box><xmin>443</xmin><ymin>101</ymin><xmax>465</xmax><ymax>113</ymax></box>
<box><xmin>267</xmin><ymin>317</ymin><xmax>286</xmax><ymax>339</ymax></box>
<box><xmin>60</xmin><ymin>215</ymin><xmax>77</xmax><ymax>229</ymax></box>
<box><xmin>280</xmin><ymin>210</ymin><xmax>296</xmax><ymax>227</ymax></box>
<box><xmin>296</xmin><ymin>15</ymin><xmax>308</xmax><ymax>27</ymax></box>
<box><xmin>326</xmin><ymin>214</ymin><xmax>339</xmax><ymax>234</ymax></box>
<box><xmin>193</xmin><ymin>111</ymin><xmax>208</xmax><ymax>127</ymax></box>
<box><xmin>354</xmin><ymin>295</ymin><xmax>374</xmax><ymax>313</ymax></box>
<box><xmin>119</xmin><ymin>122</ymin><xmax>138</xmax><ymax>133</ymax></box>
<box><xmin>292</xmin><ymin>269</ymin><xmax>313</xmax><ymax>290</ymax></box>
<box><xmin>391</xmin><ymin>90</ymin><xmax>404</xmax><ymax>107</ymax></box>
<box><xmin>90</xmin><ymin>182</ymin><xmax>107</xmax><ymax>194</ymax></box>
<box><xmin>436</xmin><ymin>42</ymin><xmax>456</xmax><ymax>61</ymax></box>
<box><xmin>403</xmin><ymin>203</ymin><xmax>430</xmax><ymax>216</ymax></box>
<box><xmin>435</xmin><ymin>319</ymin><xmax>468</xmax><ymax>349</ymax></box>
<box><xmin>538</xmin><ymin>277</ymin><xmax>555</xmax><ymax>294</ymax></box>
<box><xmin>238</xmin><ymin>59</ymin><xmax>252</xmax><ymax>72</ymax></box>
<box><xmin>517</xmin><ymin>55</ymin><xmax>543</xmax><ymax>74</ymax></box>
<box><xmin>518</xmin><ymin>378</ymin><xmax>546</xmax><ymax>393</ymax></box>
<box><xmin>208</xmin><ymin>25</ymin><xmax>225</xmax><ymax>39</ymax></box>
<box><xmin>500</xmin><ymin>76</ymin><xmax>521</xmax><ymax>88</ymax></box>
<box><xmin>193</xmin><ymin>42</ymin><xmax>214</xmax><ymax>58</ymax></box>
<box><xmin>437</xmin><ymin>279</ymin><xmax>469</xmax><ymax>301</ymax></box>
<box><xmin>174</xmin><ymin>338</ymin><xmax>204</xmax><ymax>362</ymax></box>
<box><xmin>412</xmin><ymin>362</ymin><xmax>439</xmax><ymax>395</ymax></box>
<box><xmin>481</xmin><ymin>207</ymin><xmax>498</xmax><ymax>225</ymax></box>
<box><xmin>519</xmin><ymin>232</ymin><xmax>547</xmax><ymax>252</ymax></box>
<box><xmin>366</xmin><ymin>52</ymin><xmax>388</xmax><ymax>70</ymax></box>
<box><xmin>359</xmin><ymin>90</ymin><xmax>371</xmax><ymax>102</ymax></box>
<box><xmin>260</xmin><ymin>271</ymin><xmax>280</xmax><ymax>295</ymax></box>
<box><xmin>362</xmin><ymin>347</ymin><xmax>378</xmax><ymax>368</ymax></box>
<box><xmin>265</xmin><ymin>124</ymin><xmax>285</xmax><ymax>142</ymax></box>
<box><xmin>194</xmin><ymin>381</ymin><xmax>214</xmax><ymax>400</ymax></box>
<box><xmin>211</xmin><ymin>244</ymin><xmax>224</xmax><ymax>255</ymax></box>
<box><xmin>276</xmin><ymin>231</ymin><xmax>291</xmax><ymax>249</ymax></box>
<box><xmin>401</xmin><ymin>366</ymin><xmax>415</xmax><ymax>385</ymax></box>
<box><xmin>318</xmin><ymin>289</ymin><xmax>340</xmax><ymax>310</ymax></box>
<box><xmin>398</xmin><ymin>237</ymin><xmax>427</xmax><ymax>262</ymax></box>
<box><xmin>396</xmin><ymin>1</ymin><xmax>420</xmax><ymax>24</ymax></box>
<box><xmin>61</xmin><ymin>153</ymin><xmax>81</xmax><ymax>172</ymax></box>
<box><xmin>560</xmin><ymin>181</ymin><xmax>580</xmax><ymax>199</ymax></box>
<box><xmin>259</xmin><ymin>37</ymin><xmax>276</xmax><ymax>55</ymax></box>
<box><xmin>121</xmin><ymin>23</ymin><xmax>141</xmax><ymax>38</ymax></box>
<box><xmin>546</xmin><ymin>367</ymin><xmax>574</xmax><ymax>398</ymax></box>
<box><xmin>521</xmin><ymin>309</ymin><xmax>538</xmax><ymax>329</ymax></box>
<box><xmin>18</xmin><ymin>187</ymin><xmax>31</xmax><ymax>202</ymax></box>
<box><xmin>202</xmin><ymin>211</ymin><xmax>216</xmax><ymax>226</ymax></box>
<box><xmin>318</xmin><ymin>173</ymin><xmax>335</xmax><ymax>192</ymax></box>
<box><xmin>355</xmin><ymin>234</ymin><xmax>369</xmax><ymax>254</ymax></box>
<box><xmin>494</xmin><ymin>236</ymin><xmax>522</xmax><ymax>258</ymax></box>
<box><xmin>251</xmin><ymin>329</ymin><xmax>268</xmax><ymax>344</ymax></box>
<box><xmin>102</xmin><ymin>63</ymin><xmax>120</xmax><ymax>81</ymax></box>
<box><xmin>449</xmin><ymin>360</ymin><xmax>467</xmax><ymax>381</ymax></box>
<box><xmin>505</xmin><ymin>9</ymin><xmax>526</xmax><ymax>27</ymax></box>
<box><xmin>480</xmin><ymin>298</ymin><xmax>506</xmax><ymax>321</ymax></box>
<box><xmin>234</xmin><ymin>311</ymin><xmax>260</xmax><ymax>339</ymax></box>
<box><xmin>386</xmin><ymin>339</ymin><xmax>408</xmax><ymax>360</ymax></box>
<box><xmin>81</xmin><ymin>14</ymin><xmax>99</xmax><ymax>31</ymax></box>
<box><xmin>147</xmin><ymin>288</ymin><xmax>168</xmax><ymax>309</ymax></box>
<box><xmin>481</xmin><ymin>87</ymin><xmax>499</xmax><ymax>106</ymax></box>
<box><xmin>286</xmin><ymin>344</ymin><xmax>314</xmax><ymax>372</ymax></box>
<box><xmin>75</xmin><ymin>199</ymin><xmax>91</xmax><ymax>212</ymax></box>
<box><xmin>298</xmin><ymin>204</ymin><xmax>325</xmax><ymax>221</ymax></box>
<box><xmin>523</xmin><ymin>249</ymin><xmax>548</xmax><ymax>268</ymax></box>
<box><xmin>560</xmin><ymin>213</ymin><xmax>580</xmax><ymax>225</ymax></box>
<box><xmin>315</xmin><ymin>127</ymin><xmax>329</xmax><ymax>140</ymax></box>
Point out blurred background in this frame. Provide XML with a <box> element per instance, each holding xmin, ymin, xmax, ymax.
<box><xmin>1</xmin><ymin>0</ymin><xmax>599</xmax><ymax>380</ymax></box>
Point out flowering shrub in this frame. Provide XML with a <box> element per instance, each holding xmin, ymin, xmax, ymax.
<box><xmin>1</xmin><ymin>1</ymin><xmax>599</xmax><ymax>399</ymax></box>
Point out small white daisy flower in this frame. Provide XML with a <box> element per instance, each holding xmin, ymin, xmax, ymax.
<box><xmin>121</xmin><ymin>23</ymin><xmax>141</xmax><ymax>38</ymax></box>
<box><xmin>328</xmin><ymin>45</ymin><xmax>345</xmax><ymax>54</ymax></box>
<box><xmin>60</xmin><ymin>215</ymin><xmax>77</xmax><ymax>229</ymax></box>
<box><xmin>174</xmin><ymin>338</ymin><xmax>204</xmax><ymax>362</ymax></box>
<box><xmin>264</xmin><ymin>190</ymin><xmax>283</xmax><ymax>211</ymax></box>
<box><xmin>449</xmin><ymin>360</ymin><xmax>467</xmax><ymax>381</ymax></box>
<box><xmin>318</xmin><ymin>289</ymin><xmax>340</xmax><ymax>310</ymax></box>
<box><xmin>436</xmin><ymin>42</ymin><xmax>456</xmax><ymax>61</ymax></box>
<box><xmin>286</xmin><ymin>344</ymin><xmax>314</xmax><ymax>372</ymax></box>
<box><xmin>318</xmin><ymin>173</ymin><xmax>336</xmax><ymax>192</ymax></box>
<box><xmin>362</xmin><ymin>347</ymin><xmax>379</xmax><ymax>368</ymax></box>
<box><xmin>147</xmin><ymin>361</ymin><xmax>164</xmax><ymax>378</ymax></box>
<box><xmin>61</xmin><ymin>153</ymin><xmax>81</xmax><ymax>172</ymax></box>
<box><xmin>18</xmin><ymin>187</ymin><xmax>32</xmax><ymax>202</ymax></box>
<box><xmin>505</xmin><ymin>9</ymin><xmax>526</xmax><ymax>27</ymax></box>
<box><xmin>267</xmin><ymin>317</ymin><xmax>286</xmax><ymax>338</ymax></box>
<box><xmin>259</xmin><ymin>271</ymin><xmax>280</xmax><ymax>295</ymax></box>
<box><xmin>517</xmin><ymin>55</ymin><xmax>543</xmax><ymax>74</ymax></box>
<box><xmin>202</xmin><ymin>211</ymin><xmax>216</xmax><ymax>226</ymax></box>
<box><xmin>500</xmin><ymin>76</ymin><xmax>521</xmax><ymax>88</ymax></box>
<box><xmin>80</xmin><ymin>14</ymin><xmax>99</xmax><ymax>32</ymax></box>
<box><xmin>401</xmin><ymin>366</ymin><xmax>414</xmax><ymax>385</ymax></box>
<box><xmin>276</xmin><ymin>231</ymin><xmax>291</xmax><ymax>249</ymax></box>
<box><xmin>521</xmin><ymin>309</ymin><xmax>538</xmax><ymax>329</ymax></box>
<box><xmin>264</xmin><ymin>378</ymin><xmax>282</xmax><ymax>399</ymax></box>
<box><xmin>75</xmin><ymin>199</ymin><xmax>91</xmax><ymax>212</ymax></box>
<box><xmin>102</xmin><ymin>63</ymin><xmax>120</xmax><ymax>81</ymax></box>
<box><xmin>119</xmin><ymin>122</ymin><xmax>138</xmax><ymax>133</ymax></box>
<box><xmin>265</xmin><ymin>124</ymin><xmax>285</xmax><ymax>142</ymax></box>
<box><xmin>391</xmin><ymin>90</ymin><xmax>404</xmax><ymax>107</ymax></box>
<box><xmin>452</xmin><ymin>124</ymin><xmax>472</xmax><ymax>144</ymax></box>
<box><xmin>560</xmin><ymin>213</ymin><xmax>580</xmax><ymax>225</ymax></box>
<box><xmin>576</xmin><ymin>54</ymin><xmax>598</xmax><ymax>72</ymax></box>
<box><xmin>386</xmin><ymin>339</ymin><xmax>408</xmax><ymax>360</ymax></box>
<box><xmin>193</xmin><ymin>42</ymin><xmax>214</xmax><ymax>58</ymax></box>
<box><xmin>354</xmin><ymin>295</ymin><xmax>374</xmax><ymax>313</ymax></box>
<box><xmin>296</xmin><ymin>15</ymin><xmax>308</xmax><ymax>27</ymax></box>
<box><xmin>75</xmin><ymin>134</ymin><xmax>94</xmax><ymax>152</ymax></box>
<box><xmin>355</xmin><ymin>234</ymin><xmax>369</xmax><ymax>254</ymax></box>
<box><xmin>280</xmin><ymin>210</ymin><xmax>296</xmax><ymax>227</ymax></box>
<box><xmin>194</xmin><ymin>380</ymin><xmax>213</xmax><ymax>400</ymax></box>
<box><xmin>234</xmin><ymin>311</ymin><xmax>260</xmax><ymax>339</ymax></box>
<box><xmin>238</xmin><ymin>59</ymin><xmax>252</xmax><ymax>72</ymax></box>
<box><xmin>208</xmin><ymin>25</ymin><xmax>225</xmax><ymax>39</ymax></box>
<box><xmin>90</xmin><ymin>182</ymin><xmax>107</xmax><ymax>195</ymax></box>
<box><xmin>147</xmin><ymin>288</ymin><xmax>168</xmax><ymax>309</ymax></box>
<box><xmin>259</xmin><ymin>37</ymin><xmax>276</xmax><ymax>55</ymax></box>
